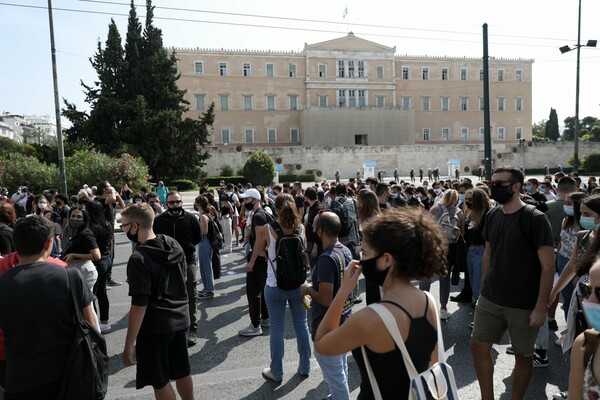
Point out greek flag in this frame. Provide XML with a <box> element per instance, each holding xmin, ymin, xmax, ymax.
<box><xmin>343</xmin><ymin>7</ymin><xmax>348</xmax><ymax>18</ymax></box>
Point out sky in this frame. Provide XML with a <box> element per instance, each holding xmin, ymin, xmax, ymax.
<box><xmin>1</xmin><ymin>0</ymin><xmax>600</xmax><ymax>125</ymax></box>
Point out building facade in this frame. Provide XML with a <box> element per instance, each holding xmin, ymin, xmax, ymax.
<box><xmin>174</xmin><ymin>33</ymin><xmax>532</xmax><ymax>149</ymax></box>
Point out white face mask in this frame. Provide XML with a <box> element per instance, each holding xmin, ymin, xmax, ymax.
<box><xmin>38</xmin><ymin>202</ymin><xmax>47</xmax><ymax>210</ymax></box>
<box><xmin>433</xmin><ymin>188</ymin><xmax>442</xmax><ymax>195</ymax></box>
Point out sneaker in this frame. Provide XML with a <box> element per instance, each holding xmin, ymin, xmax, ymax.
<box><xmin>469</xmin><ymin>321</ymin><xmax>474</xmax><ymax>330</ymax></box>
<box><xmin>260</xmin><ymin>318</ymin><xmax>270</xmax><ymax>328</ymax></box>
<box><xmin>439</xmin><ymin>308</ymin><xmax>450</xmax><ymax>320</ymax></box>
<box><xmin>552</xmin><ymin>391</ymin><xmax>568</xmax><ymax>399</ymax></box>
<box><xmin>297</xmin><ymin>369</ymin><xmax>309</xmax><ymax>378</ymax></box>
<box><xmin>107</xmin><ymin>279</ymin><xmax>122</xmax><ymax>286</ymax></box>
<box><xmin>188</xmin><ymin>331</ymin><xmax>197</xmax><ymax>347</ymax></box>
<box><xmin>353</xmin><ymin>296</ymin><xmax>363</xmax><ymax>304</ymax></box>
<box><xmin>262</xmin><ymin>368</ymin><xmax>282</xmax><ymax>383</ymax></box>
<box><xmin>198</xmin><ymin>291</ymin><xmax>214</xmax><ymax>300</ymax></box>
<box><xmin>239</xmin><ymin>324</ymin><xmax>263</xmax><ymax>337</ymax></box>
<box><xmin>100</xmin><ymin>323</ymin><xmax>111</xmax><ymax>334</ymax></box>
<box><xmin>449</xmin><ymin>294</ymin><xmax>471</xmax><ymax>303</ymax></box>
<box><xmin>533</xmin><ymin>352</ymin><xmax>549</xmax><ymax>368</ymax></box>
<box><xmin>506</xmin><ymin>346</ymin><xmax>515</xmax><ymax>355</ymax></box>
<box><xmin>555</xmin><ymin>337</ymin><xmax>564</xmax><ymax>347</ymax></box>
<box><xmin>548</xmin><ymin>319</ymin><xmax>559</xmax><ymax>331</ymax></box>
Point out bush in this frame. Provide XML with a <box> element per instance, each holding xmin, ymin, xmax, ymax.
<box><xmin>583</xmin><ymin>152</ymin><xmax>600</xmax><ymax>173</ymax></box>
<box><xmin>0</xmin><ymin>153</ymin><xmax>59</xmax><ymax>192</ymax></box>
<box><xmin>242</xmin><ymin>150</ymin><xmax>275</xmax><ymax>187</ymax></box>
<box><xmin>169</xmin><ymin>179</ymin><xmax>198</xmax><ymax>191</ymax></box>
<box><xmin>220</xmin><ymin>164</ymin><xmax>234</xmax><ymax>176</ymax></box>
<box><xmin>202</xmin><ymin>176</ymin><xmax>245</xmax><ymax>187</ymax></box>
<box><xmin>279</xmin><ymin>174</ymin><xmax>315</xmax><ymax>183</ymax></box>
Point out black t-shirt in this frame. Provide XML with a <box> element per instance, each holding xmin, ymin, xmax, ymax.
<box><xmin>127</xmin><ymin>235</ymin><xmax>190</xmax><ymax>335</ymax></box>
<box><xmin>250</xmin><ymin>208</ymin><xmax>274</xmax><ymax>249</ymax></box>
<box><xmin>482</xmin><ymin>206</ymin><xmax>554</xmax><ymax>310</ymax></box>
<box><xmin>62</xmin><ymin>229</ymin><xmax>98</xmax><ymax>258</ymax></box>
<box><xmin>95</xmin><ymin>197</ymin><xmax>115</xmax><ymax>224</ymax></box>
<box><xmin>530</xmin><ymin>191</ymin><xmax>547</xmax><ymax>203</ymax></box>
<box><xmin>0</xmin><ymin>226</ymin><xmax>14</xmax><ymax>255</ymax></box>
<box><xmin>305</xmin><ymin>202</ymin><xmax>324</xmax><ymax>243</ymax></box>
<box><xmin>0</xmin><ymin>262</ymin><xmax>93</xmax><ymax>392</ymax></box>
<box><xmin>310</xmin><ymin>243</ymin><xmax>352</xmax><ymax>340</ymax></box>
<box><xmin>294</xmin><ymin>194</ymin><xmax>305</xmax><ymax>213</ymax></box>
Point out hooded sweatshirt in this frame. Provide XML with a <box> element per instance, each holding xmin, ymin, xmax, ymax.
<box><xmin>127</xmin><ymin>234</ymin><xmax>190</xmax><ymax>335</ymax></box>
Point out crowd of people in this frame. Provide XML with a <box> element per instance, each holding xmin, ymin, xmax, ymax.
<box><xmin>1</xmin><ymin>168</ymin><xmax>600</xmax><ymax>399</ymax></box>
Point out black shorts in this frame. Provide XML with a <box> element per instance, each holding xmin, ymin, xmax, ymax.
<box><xmin>135</xmin><ymin>328</ymin><xmax>191</xmax><ymax>389</ymax></box>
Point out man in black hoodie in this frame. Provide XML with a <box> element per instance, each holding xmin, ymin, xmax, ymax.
<box><xmin>122</xmin><ymin>203</ymin><xmax>193</xmax><ymax>400</ymax></box>
<box><xmin>153</xmin><ymin>191</ymin><xmax>202</xmax><ymax>346</ymax></box>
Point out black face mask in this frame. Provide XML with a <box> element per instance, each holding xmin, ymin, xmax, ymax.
<box><xmin>360</xmin><ymin>254</ymin><xmax>388</xmax><ymax>287</ymax></box>
<box><xmin>168</xmin><ymin>206</ymin><xmax>183</xmax><ymax>216</ymax></box>
<box><xmin>126</xmin><ymin>229</ymin><xmax>139</xmax><ymax>244</ymax></box>
<box><xmin>244</xmin><ymin>202</ymin><xmax>254</xmax><ymax>211</ymax></box>
<box><xmin>491</xmin><ymin>184</ymin><xmax>514</xmax><ymax>204</ymax></box>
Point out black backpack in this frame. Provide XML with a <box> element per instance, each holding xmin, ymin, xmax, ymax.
<box><xmin>269</xmin><ymin>221</ymin><xmax>309</xmax><ymax>290</ymax></box>
<box><xmin>329</xmin><ymin>198</ymin><xmax>354</xmax><ymax>237</ymax></box>
<box><xmin>205</xmin><ymin>213</ymin><xmax>224</xmax><ymax>250</ymax></box>
<box><xmin>59</xmin><ymin>267</ymin><xmax>109</xmax><ymax>400</ymax></box>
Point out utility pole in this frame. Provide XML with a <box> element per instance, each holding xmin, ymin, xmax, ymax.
<box><xmin>483</xmin><ymin>23</ymin><xmax>492</xmax><ymax>180</ymax></box>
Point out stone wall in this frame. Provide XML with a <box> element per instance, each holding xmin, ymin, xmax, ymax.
<box><xmin>205</xmin><ymin>141</ymin><xmax>600</xmax><ymax>179</ymax></box>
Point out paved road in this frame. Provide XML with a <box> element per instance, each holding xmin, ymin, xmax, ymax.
<box><xmin>102</xmin><ymin>191</ymin><xmax>570</xmax><ymax>399</ymax></box>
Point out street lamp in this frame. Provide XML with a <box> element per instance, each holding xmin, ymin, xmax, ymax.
<box><xmin>559</xmin><ymin>0</ymin><xmax>597</xmax><ymax>171</ymax></box>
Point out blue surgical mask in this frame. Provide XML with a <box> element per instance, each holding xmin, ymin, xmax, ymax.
<box><xmin>583</xmin><ymin>300</ymin><xmax>600</xmax><ymax>331</ymax></box>
<box><xmin>459</xmin><ymin>194</ymin><xmax>465</xmax><ymax>202</ymax></box>
<box><xmin>563</xmin><ymin>205</ymin><xmax>575</xmax><ymax>216</ymax></box>
<box><xmin>580</xmin><ymin>216</ymin><xmax>599</xmax><ymax>231</ymax></box>
<box><xmin>525</xmin><ymin>186</ymin><xmax>533</xmax><ymax>193</ymax></box>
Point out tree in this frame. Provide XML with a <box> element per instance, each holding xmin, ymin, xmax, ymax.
<box><xmin>242</xmin><ymin>150</ymin><xmax>275</xmax><ymax>186</ymax></box>
<box><xmin>544</xmin><ymin>108</ymin><xmax>559</xmax><ymax>141</ymax></box>
<box><xmin>562</xmin><ymin>115</ymin><xmax>599</xmax><ymax>141</ymax></box>
<box><xmin>532</xmin><ymin>119</ymin><xmax>546</xmax><ymax>139</ymax></box>
<box><xmin>62</xmin><ymin>0</ymin><xmax>212</xmax><ymax>181</ymax></box>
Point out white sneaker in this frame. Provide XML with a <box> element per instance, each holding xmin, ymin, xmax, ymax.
<box><xmin>439</xmin><ymin>308</ymin><xmax>450</xmax><ymax>320</ymax></box>
<box><xmin>238</xmin><ymin>324</ymin><xmax>262</xmax><ymax>337</ymax></box>
<box><xmin>555</xmin><ymin>336</ymin><xmax>563</xmax><ymax>347</ymax></box>
<box><xmin>100</xmin><ymin>323</ymin><xmax>111</xmax><ymax>333</ymax></box>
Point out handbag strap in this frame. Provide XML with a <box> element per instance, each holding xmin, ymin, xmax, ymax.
<box><xmin>66</xmin><ymin>267</ymin><xmax>83</xmax><ymax>324</ymax></box>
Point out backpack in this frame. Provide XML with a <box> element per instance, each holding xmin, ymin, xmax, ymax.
<box><xmin>438</xmin><ymin>206</ymin><xmax>461</xmax><ymax>244</ymax></box>
<box><xmin>269</xmin><ymin>221</ymin><xmax>309</xmax><ymax>290</ymax></box>
<box><xmin>329</xmin><ymin>197</ymin><xmax>354</xmax><ymax>237</ymax></box>
<box><xmin>59</xmin><ymin>268</ymin><xmax>109</xmax><ymax>400</ymax></box>
<box><xmin>205</xmin><ymin>213</ymin><xmax>224</xmax><ymax>250</ymax></box>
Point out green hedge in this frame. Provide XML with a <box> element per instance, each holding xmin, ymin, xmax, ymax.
<box><xmin>279</xmin><ymin>174</ymin><xmax>316</xmax><ymax>183</ymax></box>
<box><xmin>202</xmin><ymin>176</ymin><xmax>246</xmax><ymax>187</ymax></box>
<box><xmin>167</xmin><ymin>179</ymin><xmax>198</xmax><ymax>191</ymax></box>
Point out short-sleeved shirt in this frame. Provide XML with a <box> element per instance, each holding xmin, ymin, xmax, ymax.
<box><xmin>545</xmin><ymin>199</ymin><xmax>566</xmax><ymax>246</ymax></box>
<box><xmin>482</xmin><ymin>205</ymin><xmax>554</xmax><ymax>310</ymax></box>
<box><xmin>62</xmin><ymin>229</ymin><xmax>98</xmax><ymax>258</ymax></box>
<box><xmin>250</xmin><ymin>208</ymin><xmax>274</xmax><ymax>249</ymax></box>
<box><xmin>0</xmin><ymin>262</ymin><xmax>93</xmax><ymax>392</ymax></box>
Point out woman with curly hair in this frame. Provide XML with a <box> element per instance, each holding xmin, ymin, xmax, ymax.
<box><xmin>315</xmin><ymin>208</ymin><xmax>447</xmax><ymax>399</ymax></box>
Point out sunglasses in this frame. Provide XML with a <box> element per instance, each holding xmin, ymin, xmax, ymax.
<box><xmin>167</xmin><ymin>200</ymin><xmax>182</xmax><ymax>205</ymax></box>
<box><xmin>579</xmin><ymin>282</ymin><xmax>600</xmax><ymax>300</ymax></box>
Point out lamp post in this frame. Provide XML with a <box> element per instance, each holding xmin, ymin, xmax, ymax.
<box><xmin>559</xmin><ymin>0</ymin><xmax>597</xmax><ymax>171</ymax></box>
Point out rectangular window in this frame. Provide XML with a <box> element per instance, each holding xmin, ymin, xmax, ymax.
<box><xmin>289</xmin><ymin>95</ymin><xmax>298</xmax><ymax>110</ymax></box>
<box><xmin>318</xmin><ymin>95</ymin><xmax>327</xmax><ymax>107</ymax></box>
<box><xmin>288</xmin><ymin>63</ymin><xmax>297</xmax><ymax>78</ymax></box>
<box><xmin>402</xmin><ymin>67</ymin><xmax>409</xmax><ymax>80</ymax></box>
<box><xmin>358</xmin><ymin>61</ymin><xmax>365</xmax><ymax>78</ymax></box>
<box><xmin>219</xmin><ymin>62</ymin><xmax>228</xmax><ymax>76</ymax></box>
<box><xmin>318</xmin><ymin>64</ymin><xmax>327</xmax><ymax>78</ymax></box>
<box><xmin>268</xmin><ymin>129</ymin><xmax>276</xmax><ymax>143</ymax></box>
<box><xmin>376</xmin><ymin>65</ymin><xmax>384</xmax><ymax>79</ymax></box>
<box><xmin>348</xmin><ymin>60</ymin><xmax>355</xmax><ymax>78</ymax></box>
<box><xmin>355</xmin><ymin>134</ymin><xmax>368</xmax><ymax>145</ymax></box>
<box><xmin>422</xmin><ymin>96</ymin><xmax>431</xmax><ymax>111</ymax></box>
<box><xmin>194</xmin><ymin>62</ymin><xmax>203</xmax><ymax>76</ymax></box>
<box><xmin>220</xmin><ymin>95</ymin><xmax>229</xmax><ymax>111</ymax></box>
<box><xmin>498</xmin><ymin>127</ymin><xmax>505</xmax><ymax>140</ymax></box>
<box><xmin>515</xmin><ymin>69</ymin><xmax>522</xmax><ymax>82</ymax></box>
<box><xmin>376</xmin><ymin>96</ymin><xmax>385</xmax><ymax>108</ymax></box>
<box><xmin>358</xmin><ymin>90</ymin><xmax>366</xmax><ymax>107</ymax></box>
<box><xmin>515</xmin><ymin>97</ymin><xmax>523</xmax><ymax>111</ymax></box>
<box><xmin>480</xmin><ymin>69</ymin><xmax>484</xmax><ymax>81</ymax></box>
<box><xmin>498</xmin><ymin>69</ymin><xmax>504</xmax><ymax>81</ymax></box>
<box><xmin>221</xmin><ymin>129</ymin><xmax>230</xmax><ymax>144</ymax></box>
<box><xmin>422</xmin><ymin>128</ymin><xmax>431</xmax><ymax>141</ymax></box>
<box><xmin>422</xmin><ymin>67</ymin><xmax>429</xmax><ymax>80</ymax></box>
<box><xmin>338</xmin><ymin>90</ymin><xmax>346</xmax><ymax>107</ymax></box>
<box><xmin>402</xmin><ymin>96</ymin><xmax>411</xmax><ymax>110</ymax></box>
<box><xmin>266</xmin><ymin>95</ymin><xmax>275</xmax><ymax>110</ymax></box>
<box><xmin>460</xmin><ymin>68</ymin><xmax>468</xmax><ymax>81</ymax></box>
<box><xmin>243</xmin><ymin>95</ymin><xmax>252</xmax><ymax>110</ymax></box>
<box><xmin>479</xmin><ymin>127</ymin><xmax>485</xmax><ymax>140</ymax></box>
<box><xmin>516</xmin><ymin>127</ymin><xmax>523</xmax><ymax>139</ymax></box>
<box><xmin>290</xmin><ymin>129</ymin><xmax>299</xmax><ymax>143</ymax></box>
<box><xmin>442</xmin><ymin>127</ymin><xmax>450</xmax><ymax>140</ymax></box>
<box><xmin>441</xmin><ymin>97</ymin><xmax>449</xmax><ymax>111</ymax></box>
<box><xmin>245</xmin><ymin>129</ymin><xmax>253</xmax><ymax>143</ymax></box>
<box><xmin>442</xmin><ymin>68</ymin><xmax>449</xmax><ymax>81</ymax></box>
<box><xmin>338</xmin><ymin>60</ymin><xmax>345</xmax><ymax>78</ymax></box>
<box><xmin>497</xmin><ymin>97</ymin><xmax>505</xmax><ymax>111</ymax></box>
<box><xmin>479</xmin><ymin>97</ymin><xmax>484</xmax><ymax>111</ymax></box>
<box><xmin>460</xmin><ymin>97</ymin><xmax>468</xmax><ymax>111</ymax></box>
<box><xmin>243</xmin><ymin>62</ymin><xmax>251</xmax><ymax>77</ymax></box>
<box><xmin>266</xmin><ymin>63</ymin><xmax>274</xmax><ymax>77</ymax></box>
<box><xmin>348</xmin><ymin>90</ymin><xmax>356</xmax><ymax>107</ymax></box>
<box><xmin>195</xmin><ymin>94</ymin><xmax>205</xmax><ymax>110</ymax></box>
<box><xmin>461</xmin><ymin>128</ymin><xmax>469</xmax><ymax>140</ymax></box>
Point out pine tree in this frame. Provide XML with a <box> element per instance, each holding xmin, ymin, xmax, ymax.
<box><xmin>544</xmin><ymin>108</ymin><xmax>560</xmax><ymax>141</ymax></box>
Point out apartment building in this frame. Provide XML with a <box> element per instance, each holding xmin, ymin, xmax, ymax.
<box><xmin>175</xmin><ymin>33</ymin><xmax>532</xmax><ymax>148</ymax></box>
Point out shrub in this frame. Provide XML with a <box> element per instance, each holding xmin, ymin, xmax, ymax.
<box><xmin>279</xmin><ymin>174</ymin><xmax>315</xmax><ymax>183</ymax></box>
<box><xmin>220</xmin><ymin>164</ymin><xmax>234</xmax><ymax>176</ymax></box>
<box><xmin>169</xmin><ymin>179</ymin><xmax>198</xmax><ymax>191</ymax></box>
<box><xmin>242</xmin><ymin>150</ymin><xmax>275</xmax><ymax>187</ymax></box>
<box><xmin>0</xmin><ymin>153</ymin><xmax>59</xmax><ymax>192</ymax></box>
<box><xmin>583</xmin><ymin>152</ymin><xmax>600</xmax><ymax>173</ymax></box>
<box><xmin>202</xmin><ymin>176</ymin><xmax>245</xmax><ymax>187</ymax></box>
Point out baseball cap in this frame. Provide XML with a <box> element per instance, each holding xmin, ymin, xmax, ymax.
<box><xmin>239</xmin><ymin>188</ymin><xmax>261</xmax><ymax>200</ymax></box>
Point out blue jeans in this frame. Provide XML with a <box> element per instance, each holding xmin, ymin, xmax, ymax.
<box><xmin>314</xmin><ymin>349</ymin><xmax>349</xmax><ymax>400</ymax></box>
<box><xmin>467</xmin><ymin>246</ymin><xmax>484</xmax><ymax>302</ymax></box>
<box><xmin>198</xmin><ymin>236</ymin><xmax>214</xmax><ymax>292</ymax></box>
<box><xmin>264</xmin><ymin>284</ymin><xmax>311</xmax><ymax>379</ymax></box>
<box><xmin>557</xmin><ymin>253</ymin><xmax>575</xmax><ymax>321</ymax></box>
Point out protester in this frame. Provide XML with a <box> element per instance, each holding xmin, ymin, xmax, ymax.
<box><xmin>194</xmin><ymin>194</ymin><xmax>215</xmax><ymax>300</ymax></box>
<box><xmin>0</xmin><ymin>202</ymin><xmax>15</xmax><ymax>256</ymax></box>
